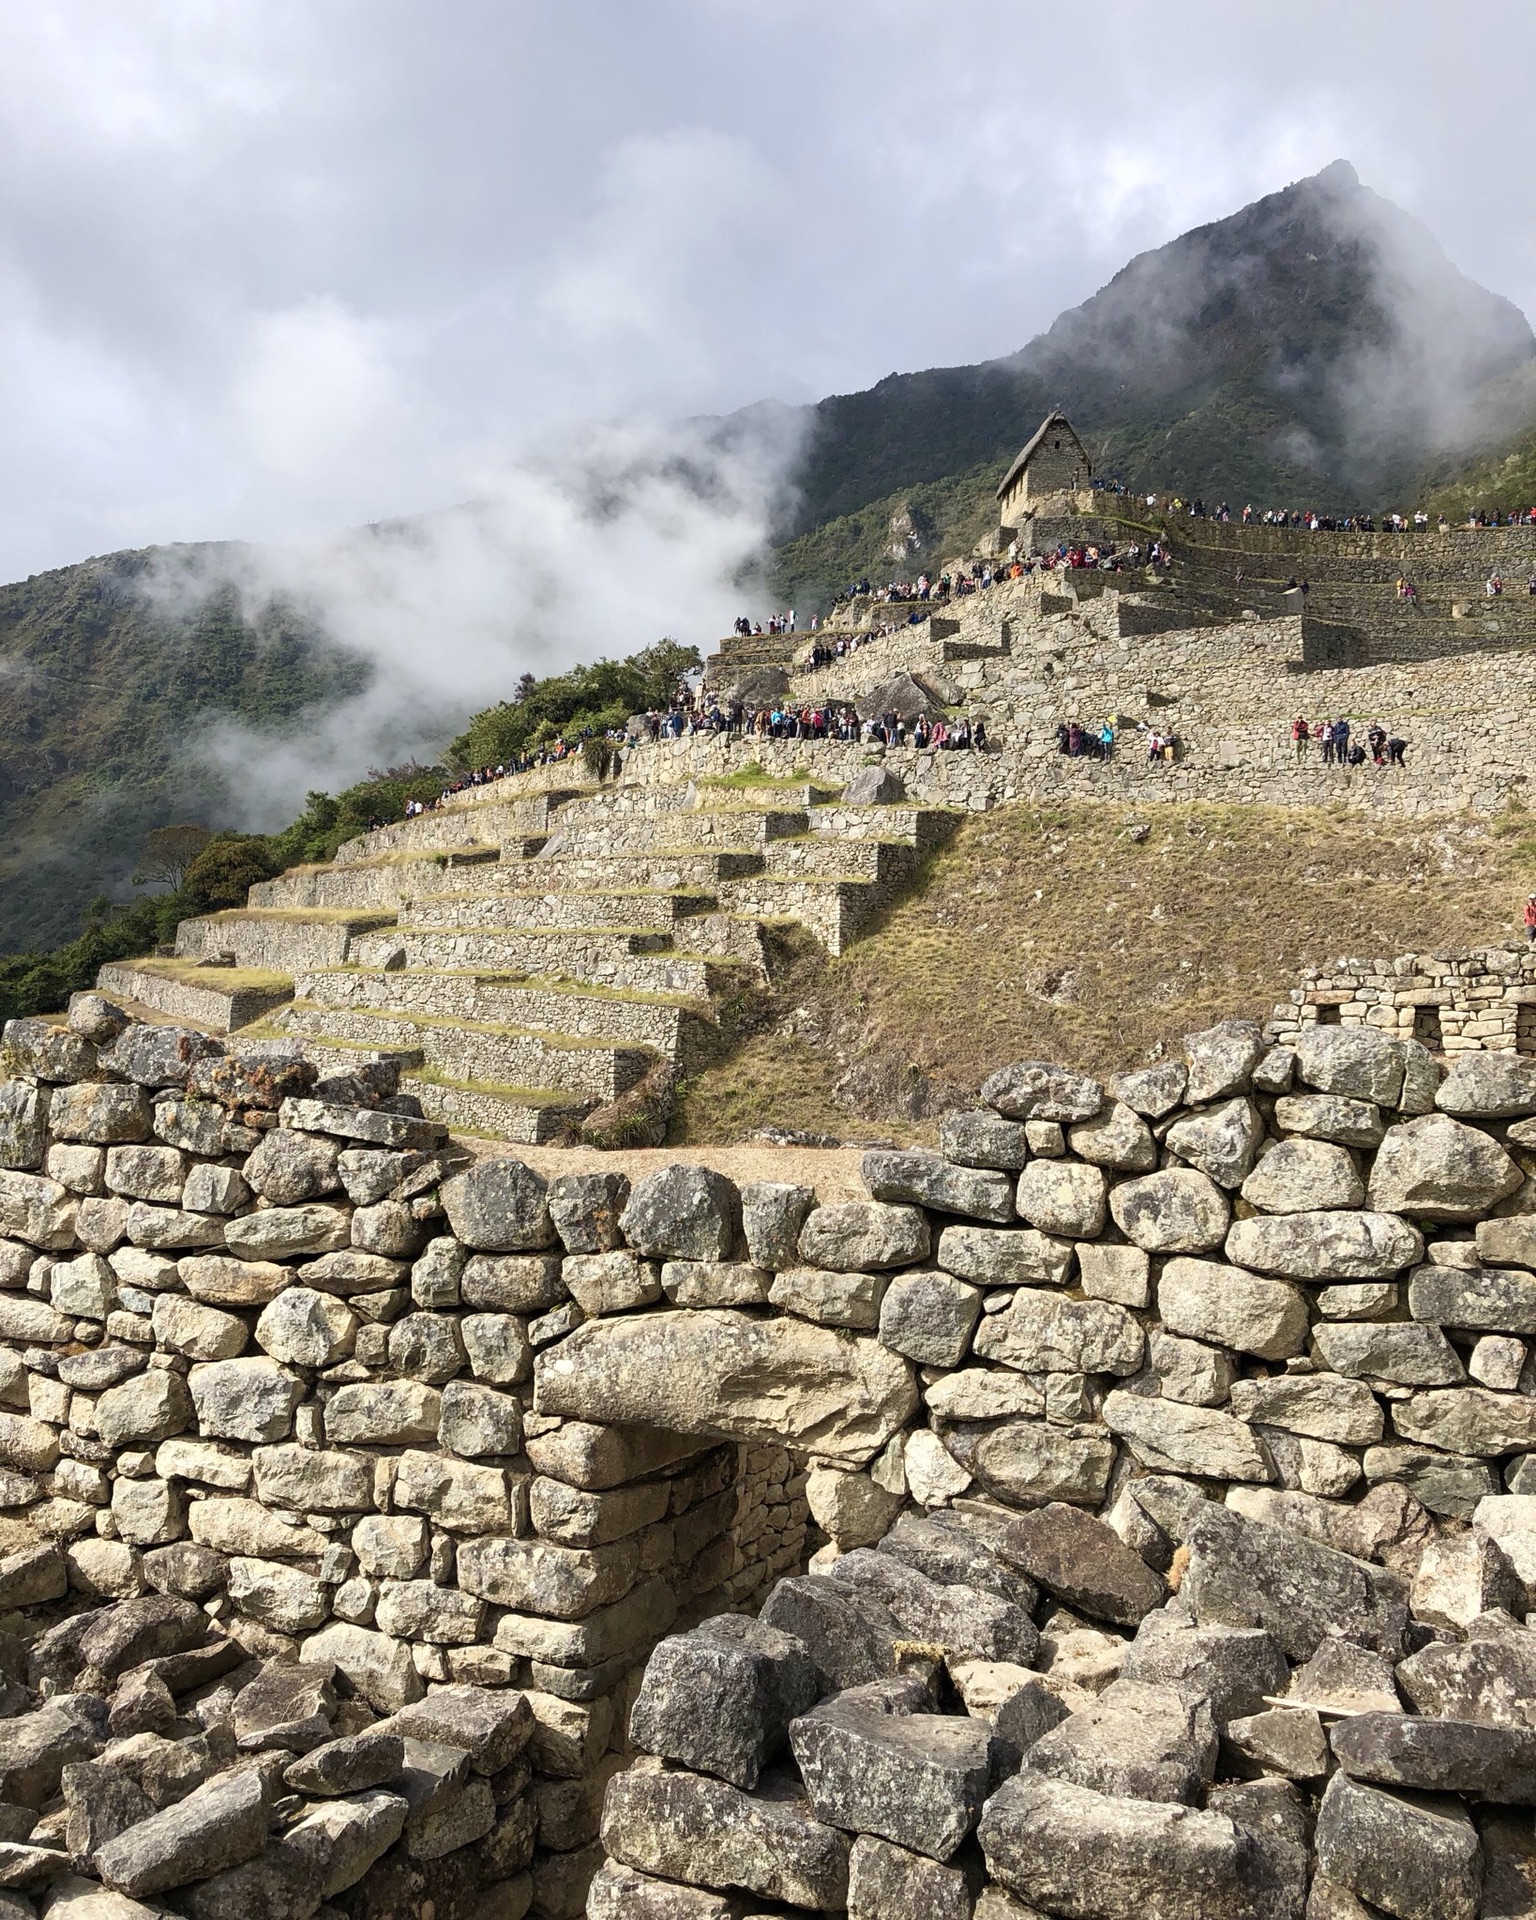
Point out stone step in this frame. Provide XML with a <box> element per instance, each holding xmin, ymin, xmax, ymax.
<box><xmin>174</xmin><ymin>910</ymin><xmax>397</xmax><ymax>972</ymax></box>
<box><xmin>333</xmin><ymin>792</ymin><xmax>575</xmax><ymax>864</ymax></box>
<box><xmin>495</xmin><ymin>850</ymin><xmax>768</xmax><ymax>892</ymax></box>
<box><xmin>395</xmin><ymin>928</ymin><xmax>720</xmax><ymax>996</ymax></box>
<box><xmin>758</xmin><ymin>836</ymin><xmax>921</xmax><ymax>884</ymax></box>
<box><xmin>715</xmin><ymin>875</ymin><xmax>882</xmax><ymax>957</ymax></box>
<box><xmin>97</xmin><ymin>962</ymin><xmax>294</xmax><ymax>1035</ymax></box>
<box><xmin>250</xmin><ymin>856</ymin><xmax>467</xmax><ymax>912</ymax></box>
<box><xmin>396</xmin><ymin>889</ymin><xmax>719</xmax><ymax>933</ymax></box>
<box><xmin>406</xmin><ymin>1074</ymin><xmax>590</xmax><ymax>1145</ymax></box>
<box><xmin>541</xmin><ymin>808</ymin><xmax>808</xmax><ymax>856</ymax></box>
<box><xmin>274</xmin><ymin>1000</ymin><xmax>653</xmax><ymax>1100</ymax></box>
<box><xmin>293</xmin><ymin>966</ymin><xmax>713</xmax><ymax>1058</ymax></box>
<box><xmin>689</xmin><ymin>781</ymin><xmax>844</xmax><ymax>810</ymax></box>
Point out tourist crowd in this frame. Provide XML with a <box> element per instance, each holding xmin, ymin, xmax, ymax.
<box><xmin>627</xmin><ymin>697</ymin><xmax>988</xmax><ymax>751</ymax></box>
<box><xmin>1290</xmin><ymin>716</ymin><xmax>1408</xmax><ymax>766</ymax></box>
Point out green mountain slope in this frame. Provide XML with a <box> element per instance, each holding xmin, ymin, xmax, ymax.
<box><xmin>7</xmin><ymin>160</ymin><xmax>1532</xmax><ymax>954</ymax></box>
<box><xmin>766</xmin><ymin>161</ymin><xmax>1534</xmax><ymax>539</ymax></box>
<box><xmin>0</xmin><ymin>545</ymin><xmax>368</xmax><ymax>953</ymax></box>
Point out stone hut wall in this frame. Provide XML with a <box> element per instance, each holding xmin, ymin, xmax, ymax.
<box><xmin>3</xmin><ymin>998</ymin><xmax>1536</xmax><ymax>1912</ymax></box>
<box><xmin>1268</xmin><ymin>946</ymin><xmax>1536</xmax><ymax>1058</ymax></box>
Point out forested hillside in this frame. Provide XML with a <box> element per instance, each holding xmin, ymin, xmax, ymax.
<box><xmin>8</xmin><ymin>160</ymin><xmax>1534</xmax><ymax>951</ymax></box>
<box><xmin>0</xmin><ymin>546</ymin><xmax>367</xmax><ymax>952</ymax></box>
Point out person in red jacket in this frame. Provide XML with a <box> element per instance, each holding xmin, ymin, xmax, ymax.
<box><xmin>1524</xmin><ymin>896</ymin><xmax>1536</xmax><ymax>945</ymax></box>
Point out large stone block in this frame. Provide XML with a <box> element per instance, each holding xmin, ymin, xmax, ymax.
<box><xmin>739</xmin><ymin>1180</ymin><xmax>815</xmax><ymax>1269</ymax></box>
<box><xmin>1295</xmin><ymin>1027</ymin><xmax>1407</xmax><ymax>1106</ymax></box>
<box><xmin>1241</xmin><ymin>1138</ymin><xmax>1365</xmax><ymax>1214</ymax></box>
<box><xmin>993</xmin><ymin>1502</ymin><xmax>1165</xmax><ymax>1626</ymax></box>
<box><xmin>1184</xmin><ymin>1020</ymin><xmax>1267</xmax><ymax>1104</ymax></box>
<box><xmin>1228</xmin><ymin>1373</ymin><xmax>1384</xmax><ymax>1446</ymax></box>
<box><xmin>798</xmin><ymin>1201</ymin><xmax>930</xmax><ymax>1271</ymax></box>
<box><xmin>982</xmin><ymin>1061</ymin><xmax>1103</xmax><ymax>1122</ymax></box>
<box><xmin>831</xmin><ymin>1548</ymin><xmax>1039</xmax><ymax>1666</ymax></box>
<box><xmin>439</xmin><ymin>1156</ymin><xmax>555</xmax><ymax>1251</ymax></box>
<box><xmin>973</xmin><ymin>1288</ymin><xmax>1143</xmax><ymax>1376</ymax></box>
<box><xmin>93</xmin><ymin>1763</ymin><xmax>268</xmax><ymax>1898</ymax></box>
<box><xmin>1315</xmin><ymin>1320</ymin><xmax>1464</xmax><ymax>1385</ymax></box>
<box><xmin>546</xmin><ymin>1169</ymin><xmax>630</xmax><ymax>1253</ymax></box>
<box><xmin>600</xmin><ymin>1765</ymin><xmax>850</xmax><ymax>1910</ymax></box>
<box><xmin>978</xmin><ymin>1772</ymin><xmax>1298</xmax><ymax>1920</ymax></box>
<box><xmin>1331</xmin><ymin>1709</ymin><xmax>1536</xmax><ymax>1802</ymax></box>
<box><xmin>847</xmin><ymin>1834</ymin><xmax>980</xmax><ymax>1920</ymax></box>
<box><xmin>223</xmin><ymin>1204</ymin><xmax>350</xmax><ymax>1261</ymax></box>
<box><xmin>0</xmin><ymin>1171</ymin><xmax>76</xmax><ymax>1250</ymax></box>
<box><xmin>1397</xmin><ymin>1631</ymin><xmax>1536</xmax><ymax>1727</ymax></box>
<box><xmin>48</xmin><ymin>1082</ymin><xmax>153</xmax><ymax>1145</ymax></box>
<box><xmin>323</xmin><ymin>1380</ymin><xmax>441</xmax><ymax>1445</ymax></box>
<box><xmin>939</xmin><ymin>1420</ymin><xmax>1115</xmax><ymax>1508</ymax></box>
<box><xmin>1157</xmin><ymin>1257</ymin><xmax>1309</xmax><ymax>1359</ymax></box>
<box><xmin>862</xmin><ymin>1148</ymin><xmax>1014</xmax><ymax>1223</ymax></box>
<box><xmin>1392</xmin><ymin>1387</ymin><xmax>1536</xmax><ymax>1456</ymax></box>
<box><xmin>1121</xmin><ymin>1621</ymin><xmax>1289</xmax><ymax>1725</ymax></box>
<box><xmin>877</xmin><ymin>1268</ymin><xmax>982</xmax><ymax>1367</ymax></box>
<box><xmin>619</xmin><ymin>1165</ymin><xmax>738</xmax><ymax>1261</ymax></box>
<box><xmin>1368</xmin><ymin>1114</ymin><xmax>1522</xmax><ymax>1221</ymax></box>
<box><xmin>300</xmin><ymin>1622</ymin><xmax>423</xmax><ymax>1711</ymax></box>
<box><xmin>1314</xmin><ymin>1771</ymin><xmax>1480</xmax><ymax>1920</ymax></box>
<box><xmin>1067</xmin><ymin>1101</ymin><xmax>1157</xmax><ymax>1172</ymax></box>
<box><xmin>533</xmin><ymin>1308</ymin><xmax>917</xmax><ymax>1466</ymax></box>
<box><xmin>1408</xmin><ymin>1262</ymin><xmax>1536</xmax><ymax>1335</ymax></box>
<box><xmin>1109</xmin><ymin>1168</ymin><xmax>1230</xmax><ymax>1252</ymax></box>
<box><xmin>187</xmin><ymin>1359</ymin><xmax>300</xmax><ymax>1443</ymax></box>
<box><xmin>255</xmin><ymin>1287</ymin><xmax>357</xmax><ymax>1368</ymax></box>
<box><xmin>790</xmin><ymin>1686</ymin><xmax>992</xmax><ymax>1862</ymax></box>
<box><xmin>629</xmin><ymin>1616</ymin><xmax>819</xmax><ymax>1789</ymax></box>
<box><xmin>1166</xmin><ymin>1099</ymin><xmax>1264</xmax><ymax>1190</ymax></box>
<box><xmin>936</xmin><ymin>1223</ymin><xmax>1073</xmax><ymax>1287</ymax></box>
<box><xmin>0</xmin><ymin>1082</ymin><xmax>49</xmax><ymax>1172</ymax></box>
<box><xmin>1436</xmin><ymin>1051</ymin><xmax>1536</xmax><ymax>1118</ymax></box>
<box><xmin>1102</xmin><ymin>1392</ymin><xmax>1273</xmax><ymax>1481</ymax></box>
<box><xmin>939</xmin><ymin>1110</ymin><xmax>1030</xmax><ymax>1170</ymax></box>
<box><xmin>1014</xmin><ymin>1160</ymin><xmax>1107</xmax><ymax>1237</ymax></box>
<box><xmin>1023</xmin><ymin>1677</ymin><xmax>1217</xmax><ymax>1804</ymax></box>
<box><xmin>1183</xmin><ymin>1504</ymin><xmax>1408</xmax><ymax>1659</ymax></box>
<box><xmin>456</xmin><ymin>1535</ymin><xmax>636</xmax><ymax>1617</ymax></box>
<box><xmin>1224</xmin><ymin>1209</ymin><xmax>1424</xmax><ymax>1279</ymax></box>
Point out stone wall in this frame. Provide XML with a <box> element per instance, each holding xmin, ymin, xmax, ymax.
<box><xmin>577</xmin><ymin>1018</ymin><xmax>1536</xmax><ymax>1917</ymax></box>
<box><xmin>0</xmin><ymin>999</ymin><xmax>808</xmax><ymax>1920</ymax></box>
<box><xmin>631</xmin><ymin>587</ymin><xmax>1536</xmax><ymax>816</ymax></box>
<box><xmin>1269</xmin><ymin>946</ymin><xmax>1536</xmax><ymax>1058</ymax></box>
<box><xmin>6</xmin><ymin>996</ymin><xmax>1536</xmax><ymax>1912</ymax></box>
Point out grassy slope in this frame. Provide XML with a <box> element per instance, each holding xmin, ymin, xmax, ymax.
<box><xmin>671</xmin><ymin>798</ymin><xmax>1535</xmax><ymax>1144</ymax></box>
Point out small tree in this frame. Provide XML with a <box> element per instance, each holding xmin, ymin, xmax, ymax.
<box><xmin>179</xmin><ymin>834</ymin><xmax>283</xmax><ymax>915</ymax></box>
<box><xmin>132</xmin><ymin>824</ymin><xmax>214</xmax><ymax>891</ymax></box>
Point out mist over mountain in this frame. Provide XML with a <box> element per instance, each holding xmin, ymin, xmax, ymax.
<box><xmin>778</xmin><ymin>161</ymin><xmax>1536</xmax><ymax>535</ymax></box>
<box><xmin>4</xmin><ymin>160</ymin><xmax>1533</xmax><ymax>956</ymax></box>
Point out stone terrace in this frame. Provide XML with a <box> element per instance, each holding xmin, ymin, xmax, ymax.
<box><xmin>100</xmin><ymin>776</ymin><xmax>961</xmax><ymax>1145</ymax></box>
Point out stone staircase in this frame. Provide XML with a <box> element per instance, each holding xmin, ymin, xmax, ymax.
<box><xmin>100</xmin><ymin>771</ymin><xmax>961</xmax><ymax>1145</ymax></box>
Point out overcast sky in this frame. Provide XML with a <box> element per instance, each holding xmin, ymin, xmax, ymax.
<box><xmin>7</xmin><ymin>0</ymin><xmax>1536</xmax><ymax>585</ymax></box>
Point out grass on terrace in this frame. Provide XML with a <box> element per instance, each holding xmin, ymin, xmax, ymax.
<box><xmin>670</xmin><ymin>798</ymin><xmax>1536</xmax><ymax>1144</ymax></box>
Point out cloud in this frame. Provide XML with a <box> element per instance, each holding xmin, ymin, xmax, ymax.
<box><xmin>147</xmin><ymin>402</ymin><xmax>806</xmax><ymax>824</ymax></box>
<box><xmin>3</xmin><ymin>4</ymin><xmax>1536</xmax><ymax>596</ymax></box>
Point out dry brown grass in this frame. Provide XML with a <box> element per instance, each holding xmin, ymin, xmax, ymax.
<box><xmin>672</xmin><ymin>798</ymin><xmax>1536</xmax><ymax>1144</ymax></box>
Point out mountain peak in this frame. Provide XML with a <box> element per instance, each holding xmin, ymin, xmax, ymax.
<box><xmin>1311</xmin><ymin>157</ymin><xmax>1360</xmax><ymax>190</ymax></box>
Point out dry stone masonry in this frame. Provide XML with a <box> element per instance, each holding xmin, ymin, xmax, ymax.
<box><xmin>1269</xmin><ymin>946</ymin><xmax>1536</xmax><ymax>1060</ymax></box>
<box><xmin>9</xmin><ymin>997</ymin><xmax>1536</xmax><ymax>1913</ymax></box>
